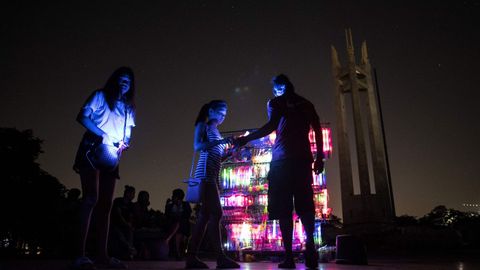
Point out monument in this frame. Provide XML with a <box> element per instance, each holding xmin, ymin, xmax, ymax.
<box><xmin>331</xmin><ymin>29</ymin><xmax>395</xmax><ymax>226</ymax></box>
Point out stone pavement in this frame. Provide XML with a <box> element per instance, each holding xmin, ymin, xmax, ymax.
<box><xmin>1</xmin><ymin>259</ymin><xmax>479</xmax><ymax>270</ymax></box>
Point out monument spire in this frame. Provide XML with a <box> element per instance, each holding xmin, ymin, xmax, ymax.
<box><xmin>331</xmin><ymin>29</ymin><xmax>395</xmax><ymax>225</ymax></box>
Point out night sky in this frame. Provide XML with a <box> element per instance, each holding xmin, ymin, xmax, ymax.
<box><xmin>2</xmin><ymin>1</ymin><xmax>479</xmax><ymax>218</ymax></box>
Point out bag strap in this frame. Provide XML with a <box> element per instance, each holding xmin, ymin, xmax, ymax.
<box><xmin>122</xmin><ymin>105</ymin><xmax>128</xmax><ymax>142</ymax></box>
<box><xmin>189</xmin><ymin>125</ymin><xmax>209</xmax><ymax>179</ymax></box>
<box><xmin>189</xmin><ymin>151</ymin><xmax>207</xmax><ymax>178</ymax></box>
<box><xmin>189</xmin><ymin>152</ymin><xmax>196</xmax><ymax>178</ymax></box>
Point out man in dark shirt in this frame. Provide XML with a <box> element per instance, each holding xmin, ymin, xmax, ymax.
<box><xmin>235</xmin><ymin>74</ymin><xmax>325</xmax><ymax>269</ymax></box>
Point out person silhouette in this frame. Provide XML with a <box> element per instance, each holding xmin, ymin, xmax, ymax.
<box><xmin>234</xmin><ymin>74</ymin><xmax>325</xmax><ymax>269</ymax></box>
<box><xmin>132</xmin><ymin>191</ymin><xmax>151</xmax><ymax>230</ymax></box>
<box><xmin>165</xmin><ymin>188</ymin><xmax>192</xmax><ymax>260</ymax></box>
<box><xmin>61</xmin><ymin>188</ymin><xmax>82</xmax><ymax>257</ymax></box>
<box><xmin>72</xmin><ymin>66</ymin><xmax>136</xmax><ymax>270</ymax></box>
<box><xmin>110</xmin><ymin>185</ymin><xmax>136</xmax><ymax>260</ymax></box>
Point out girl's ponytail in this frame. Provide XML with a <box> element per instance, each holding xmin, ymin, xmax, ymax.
<box><xmin>195</xmin><ymin>103</ymin><xmax>210</xmax><ymax>126</ymax></box>
<box><xmin>194</xmin><ymin>100</ymin><xmax>227</xmax><ymax>126</ymax></box>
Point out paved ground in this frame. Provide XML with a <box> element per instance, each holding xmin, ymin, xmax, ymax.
<box><xmin>1</xmin><ymin>258</ymin><xmax>480</xmax><ymax>270</ymax></box>
<box><xmin>2</xmin><ymin>250</ymin><xmax>480</xmax><ymax>270</ymax></box>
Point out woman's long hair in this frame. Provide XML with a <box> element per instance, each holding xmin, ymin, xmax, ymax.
<box><xmin>194</xmin><ymin>100</ymin><xmax>227</xmax><ymax>126</ymax></box>
<box><xmin>102</xmin><ymin>66</ymin><xmax>136</xmax><ymax>112</ymax></box>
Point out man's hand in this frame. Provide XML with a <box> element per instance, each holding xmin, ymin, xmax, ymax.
<box><xmin>232</xmin><ymin>136</ymin><xmax>248</xmax><ymax>148</ymax></box>
<box><xmin>313</xmin><ymin>158</ymin><xmax>325</xmax><ymax>175</ymax></box>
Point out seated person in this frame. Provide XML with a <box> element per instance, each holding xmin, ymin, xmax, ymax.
<box><xmin>109</xmin><ymin>185</ymin><xmax>136</xmax><ymax>260</ymax></box>
<box><xmin>165</xmin><ymin>189</ymin><xmax>192</xmax><ymax>260</ymax></box>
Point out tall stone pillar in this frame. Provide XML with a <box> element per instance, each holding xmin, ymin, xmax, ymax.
<box><xmin>331</xmin><ymin>29</ymin><xmax>395</xmax><ymax>225</ymax></box>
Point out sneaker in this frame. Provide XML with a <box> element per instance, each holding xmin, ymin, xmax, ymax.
<box><xmin>71</xmin><ymin>256</ymin><xmax>95</xmax><ymax>270</ymax></box>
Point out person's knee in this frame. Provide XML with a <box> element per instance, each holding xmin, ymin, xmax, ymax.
<box><xmin>96</xmin><ymin>197</ymin><xmax>114</xmax><ymax>212</ymax></box>
<box><xmin>82</xmin><ymin>194</ymin><xmax>98</xmax><ymax>209</ymax></box>
<box><xmin>210</xmin><ymin>211</ymin><xmax>223</xmax><ymax>222</ymax></box>
<box><xmin>194</xmin><ymin>211</ymin><xmax>209</xmax><ymax>226</ymax></box>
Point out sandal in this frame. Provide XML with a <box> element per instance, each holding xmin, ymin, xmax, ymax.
<box><xmin>185</xmin><ymin>256</ymin><xmax>209</xmax><ymax>269</ymax></box>
<box><xmin>71</xmin><ymin>256</ymin><xmax>95</xmax><ymax>270</ymax></box>
<box><xmin>216</xmin><ymin>255</ymin><xmax>240</xmax><ymax>269</ymax></box>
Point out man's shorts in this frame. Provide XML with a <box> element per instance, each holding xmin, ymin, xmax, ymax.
<box><xmin>267</xmin><ymin>159</ymin><xmax>314</xmax><ymax>220</ymax></box>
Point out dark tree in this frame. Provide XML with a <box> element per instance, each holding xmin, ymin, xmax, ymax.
<box><xmin>418</xmin><ymin>205</ymin><xmax>480</xmax><ymax>247</ymax></box>
<box><xmin>395</xmin><ymin>215</ymin><xmax>418</xmax><ymax>226</ymax></box>
<box><xmin>0</xmin><ymin>128</ymin><xmax>67</xmax><ymax>257</ymax></box>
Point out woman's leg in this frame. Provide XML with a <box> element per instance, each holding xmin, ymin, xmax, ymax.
<box><xmin>278</xmin><ymin>216</ymin><xmax>295</xmax><ymax>268</ymax></box>
<box><xmin>204</xmin><ymin>184</ymin><xmax>239</xmax><ymax>268</ymax></box>
<box><xmin>78</xmin><ymin>169</ymin><xmax>100</xmax><ymax>257</ymax></box>
<box><xmin>186</xmin><ymin>202</ymin><xmax>209</xmax><ymax>256</ymax></box>
<box><xmin>204</xmin><ymin>184</ymin><xmax>223</xmax><ymax>256</ymax></box>
<box><xmin>185</xmin><ymin>183</ymin><xmax>215</xmax><ymax>268</ymax></box>
<box><xmin>174</xmin><ymin>233</ymin><xmax>182</xmax><ymax>259</ymax></box>
<box><xmin>94</xmin><ymin>171</ymin><xmax>117</xmax><ymax>262</ymax></box>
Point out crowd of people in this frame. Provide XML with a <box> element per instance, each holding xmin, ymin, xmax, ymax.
<box><xmin>64</xmin><ymin>185</ymin><xmax>194</xmax><ymax>263</ymax></box>
<box><xmin>109</xmin><ymin>185</ymin><xmax>192</xmax><ymax>261</ymax></box>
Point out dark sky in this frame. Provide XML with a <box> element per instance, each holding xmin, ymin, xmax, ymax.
<box><xmin>2</xmin><ymin>1</ymin><xmax>479</xmax><ymax>218</ymax></box>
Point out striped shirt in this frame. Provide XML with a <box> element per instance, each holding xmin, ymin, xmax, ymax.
<box><xmin>194</xmin><ymin>124</ymin><xmax>225</xmax><ymax>186</ymax></box>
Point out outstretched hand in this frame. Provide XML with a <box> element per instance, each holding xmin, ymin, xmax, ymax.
<box><xmin>313</xmin><ymin>158</ymin><xmax>325</xmax><ymax>175</ymax></box>
<box><xmin>232</xmin><ymin>137</ymin><xmax>248</xmax><ymax>148</ymax></box>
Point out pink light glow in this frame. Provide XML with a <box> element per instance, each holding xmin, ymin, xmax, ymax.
<box><xmin>258</xmin><ymin>194</ymin><xmax>268</xmax><ymax>206</ymax></box>
<box><xmin>268</xmin><ymin>132</ymin><xmax>276</xmax><ymax>144</ymax></box>
<box><xmin>221</xmin><ymin>125</ymin><xmax>332</xmax><ymax>251</ymax></box>
<box><xmin>240</xmin><ymin>222</ymin><xmax>252</xmax><ymax>242</ymax></box>
<box><xmin>321</xmin><ymin>189</ymin><xmax>330</xmax><ymax>216</ymax></box>
<box><xmin>295</xmin><ymin>219</ymin><xmax>306</xmax><ymax>243</ymax></box>
<box><xmin>308</xmin><ymin>128</ymin><xmax>333</xmax><ymax>158</ymax></box>
<box><xmin>322</xmin><ymin>128</ymin><xmax>333</xmax><ymax>156</ymax></box>
<box><xmin>221</xmin><ymin>194</ymin><xmax>254</xmax><ymax>207</ymax></box>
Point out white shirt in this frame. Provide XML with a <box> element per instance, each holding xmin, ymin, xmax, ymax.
<box><xmin>82</xmin><ymin>90</ymin><xmax>136</xmax><ymax>143</ymax></box>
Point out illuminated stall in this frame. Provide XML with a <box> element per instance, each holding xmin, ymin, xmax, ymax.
<box><xmin>220</xmin><ymin>125</ymin><xmax>333</xmax><ymax>253</ymax></box>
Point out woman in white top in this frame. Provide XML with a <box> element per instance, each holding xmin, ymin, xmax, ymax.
<box><xmin>72</xmin><ymin>67</ymin><xmax>136</xmax><ymax>270</ymax></box>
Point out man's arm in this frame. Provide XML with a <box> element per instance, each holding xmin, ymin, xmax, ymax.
<box><xmin>237</xmin><ymin>118</ymin><xmax>278</xmax><ymax>146</ymax></box>
<box><xmin>235</xmin><ymin>100</ymin><xmax>281</xmax><ymax>146</ymax></box>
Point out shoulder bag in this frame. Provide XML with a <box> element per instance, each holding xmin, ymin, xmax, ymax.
<box><xmin>86</xmin><ymin>107</ymin><xmax>128</xmax><ymax>171</ymax></box>
<box><xmin>183</xmin><ymin>151</ymin><xmax>207</xmax><ymax>203</ymax></box>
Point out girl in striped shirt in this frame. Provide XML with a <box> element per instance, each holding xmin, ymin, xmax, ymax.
<box><xmin>185</xmin><ymin>100</ymin><xmax>239</xmax><ymax>269</ymax></box>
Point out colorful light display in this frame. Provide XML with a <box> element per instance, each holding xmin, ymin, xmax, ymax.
<box><xmin>220</xmin><ymin>126</ymin><xmax>332</xmax><ymax>252</ymax></box>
